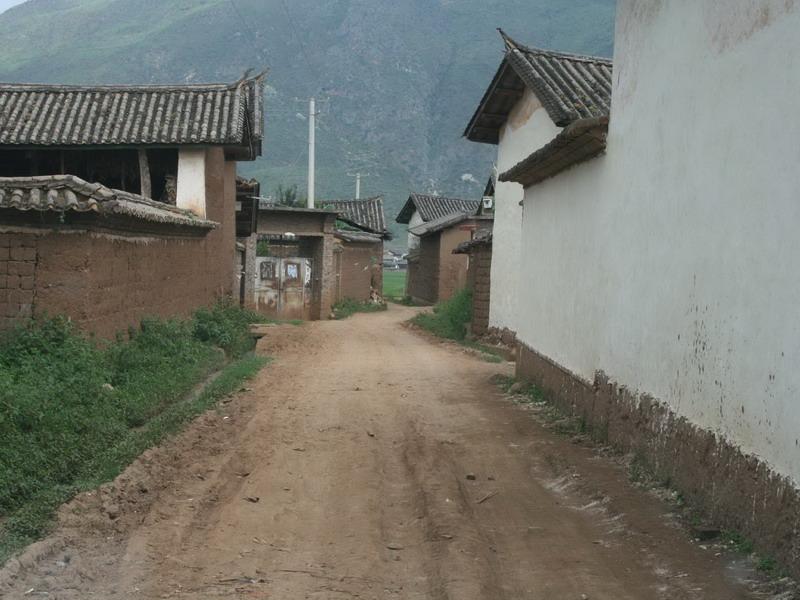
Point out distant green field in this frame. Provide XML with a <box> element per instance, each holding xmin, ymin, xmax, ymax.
<box><xmin>383</xmin><ymin>270</ymin><xmax>407</xmax><ymax>299</ymax></box>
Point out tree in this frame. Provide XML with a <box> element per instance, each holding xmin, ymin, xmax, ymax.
<box><xmin>274</xmin><ymin>184</ymin><xmax>303</xmax><ymax>207</ymax></box>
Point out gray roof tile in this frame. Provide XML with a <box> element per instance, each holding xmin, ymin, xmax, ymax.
<box><xmin>464</xmin><ymin>30</ymin><xmax>612</xmax><ymax>144</ymax></box>
<box><xmin>0</xmin><ymin>74</ymin><xmax>265</xmax><ymax>158</ymax></box>
<box><xmin>0</xmin><ymin>175</ymin><xmax>216</xmax><ymax>228</ymax></box>
<box><xmin>321</xmin><ymin>196</ymin><xmax>388</xmax><ymax>236</ymax></box>
<box><xmin>396</xmin><ymin>193</ymin><xmax>480</xmax><ymax>224</ymax></box>
<box><xmin>504</xmin><ymin>32</ymin><xmax>612</xmax><ymax>125</ymax></box>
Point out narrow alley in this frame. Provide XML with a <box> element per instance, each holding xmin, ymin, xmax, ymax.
<box><xmin>1</xmin><ymin>306</ymin><xmax>777</xmax><ymax>599</ymax></box>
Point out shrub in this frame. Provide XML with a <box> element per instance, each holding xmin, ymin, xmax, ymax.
<box><xmin>412</xmin><ymin>288</ymin><xmax>473</xmax><ymax>341</ymax></box>
<box><xmin>192</xmin><ymin>299</ymin><xmax>264</xmax><ymax>357</ymax></box>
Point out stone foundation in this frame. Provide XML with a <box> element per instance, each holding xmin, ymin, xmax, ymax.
<box><xmin>517</xmin><ymin>342</ymin><xmax>800</xmax><ymax>578</ymax></box>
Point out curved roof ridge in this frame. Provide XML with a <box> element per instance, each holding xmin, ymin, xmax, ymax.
<box><xmin>0</xmin><ymin>174</ymin><xmax>216</xmax><ymax>228</ymax></box>
<box><xmin>499</xmin><ymin>29</ymin><xmax>612</xmax><ymax>65</ymax></box>
<box><xmin>0</xmin><ymin>72</ymin><xmax>267</xmax><ymax>93</ymax></box>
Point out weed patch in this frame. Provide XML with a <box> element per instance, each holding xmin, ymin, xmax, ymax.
<box><xmin>462</xmin><ymin>340</ymin><xmax>505</xmax><ymax>363</ymax></box>
<box><xmin>411</xmin><ymin>289</ymin><xmax>472</xmax><ymax>341</ymax></box>
<box><xmin>331</xmin><ymin>298</ymin><xmax>387</xmax><ymax>320</ymax></box>
<box><xmin>0</xmin><ymin>304</ymin><xmax>269</xmax><ymax>564</ymax></box>
<box><xmin>193</xmin><ymin>299</ymin><xmax>265</xmax><ymax>357</ymax></box>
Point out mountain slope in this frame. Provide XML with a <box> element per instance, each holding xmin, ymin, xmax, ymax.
<box><xmin>0</xmin><ymin>0</ymin><xmax>616</xmax><ymax>244</ymax></box>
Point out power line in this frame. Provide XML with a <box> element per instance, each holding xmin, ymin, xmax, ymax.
<box><xmin>228</xmin><ymin>0</ymin><xmax>263</xmax><ymax>60</ymax></box>
<box><xmin>278</xmin><ymin>0</ymin><xmax>317</xmax><ymax>94</ymax></box>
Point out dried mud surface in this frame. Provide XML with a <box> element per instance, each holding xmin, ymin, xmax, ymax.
<box><xmin>0</xmin><ymin>305</ymin><xmax>789</xmax><ymax>599</ymax></box>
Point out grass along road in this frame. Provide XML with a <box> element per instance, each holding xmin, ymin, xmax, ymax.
<box><xmin>383</xmin><ymin>268</ymin><xmax>407</xmax><ymax>299</ymax></box>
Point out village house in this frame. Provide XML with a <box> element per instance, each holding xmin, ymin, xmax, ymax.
<box><xmin>404</xmin><ymin>210</ymin><xmax>492</xmax><ymax>305</ymax></box>
<box><xmin>242</xmin><ymin>203</ymin><xmax>337</xmax><ymax>321</ymax></box>
<box><xmin>395</xmin><ymin>192</ymin><xmax>487</xmax><ymax>304</ymax></box>
<box><xmin>0</xmin><ymin>75</ymin><xmax>265</xmax><ymax>337</ymax></box>
<box><xmin>382</xmin><ymin>250</ymin><xmax>406</xmax><ymax>271</ymax></box>
<box><xmin>241</xmin><ymin>195</ymin><xmax>388</xmax><ymax>319</ymax></box>
<box><xmin>463</xmin><ymin>33</ymin><xmax>608</xmax><ymax>347</ymax></box>
<box><xmin>471</xmin><ymin>1</ymin><xmax>800</xmax><ymax>574</ymax></box>
<box><xmin>395</xmin><ymin>193</ymin><xmax>480</xmax><ymax>251</ymax></box>
<box><xmin>322</xmin><ymin>196</ymin><xmax>390</xmax><ymax>303</ymax></box>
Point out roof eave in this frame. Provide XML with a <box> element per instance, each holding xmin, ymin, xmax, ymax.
<box><xmin>464</xmin><ymin>60</ymin><xmax>525</xmax><ymax>145</ymax></box>
<box><xmin>395</xmin><ymin>195</ymin><xmax>417</xmax><ymax>224</ymax></box>
<box><xmin>498</xmin><ymin>116</ymin><xmax>609</xmax><ymax>188</ymax></box>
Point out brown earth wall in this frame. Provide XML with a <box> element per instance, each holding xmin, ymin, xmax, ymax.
<box><xmin>467</xmin><ymin>244</ymin><xmax>492</xmax><ymax>337</ymax></box>
<box><xmin>516</xmin><ymin>343</ymin><xmax>800</xmax><ymax>579</ymax></box>
<box><xmin>336</xmin><ymin>241</ymin><xmax>382</xmax><ymax>302</ymax></box>
<box><xmin>313</xmin><ymin>233</ymin><xmax>335</xmax><ymax>319</ymax></box>
<box><xmin>0</xmin><ymin>149</ymin><xmax>237</xmax><ymax>338</ymax></box>
<box><xmin>437</xmin><ymin>227</ymin><xmax>471</xmax><ymax>302</ymax></box>
<box><xmin>406</xmin><ymin>235</ymin><xmax>440</xmax><ymax>304</ymax></box>
<box><xmin>1</xmin><ymin>230</ymin><xmax>223</xmax><ymax>338</ymax></box>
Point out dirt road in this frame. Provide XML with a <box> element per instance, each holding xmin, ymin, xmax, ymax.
<box><xmin>0</xmin><ymin>305</ymin><xmax>781</xmax><ymax>599</ymax></box>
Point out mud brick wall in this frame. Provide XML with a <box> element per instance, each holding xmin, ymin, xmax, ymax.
<box><xmin>239</xmin><ymin>234</ymin><xmax>257</xmax><ymax>307</ymax></box>
<box><xmin>467</xmin><ymin>243</ymin><xmax>492</xmax><ymax>337</ymax></box>
<box><xmin>406</xmin><ymin>235</ymin><xmax>439</xmax><ymax>305</ymax></box>
<box><xmin>0</xmin><ymin>235</ymin><xmax>37</xmax><ymax>330</ymax></box>
<box><xmin>337</xmin><ymin>241</ymin><xmax>382</xmax><ymax>302</ymax></box>
<box><xmin>0</xmin><ymin>229</ymin><xmax>230</xmax><ymax>339</ymax></box>
<box><xmin>0</xmin><ymin>153</ymin><xmax>238</xmax><ymax>338</ymax></box>
<box><xmin>314</xmin><ymin>233</ymin><xmax>335</xmax><ymax>319</ymax></box>
<box><xmin>516</xmin><ymin>343</ymin><xmax>800</xmax><ymax>579</ymax></box>
<box><xmin>437</xmin><ymin>227</ymin><xmax>472</xmax><ymax>303</ymax></box>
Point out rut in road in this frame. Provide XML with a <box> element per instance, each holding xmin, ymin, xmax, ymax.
<box><xmin>0</xmin><ymin>305</ymin><xmax>779</xmax><ymax>599</ymax></box>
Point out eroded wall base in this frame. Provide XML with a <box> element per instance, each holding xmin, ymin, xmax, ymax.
<box><xmin>486</xmin><ymin>326</ymin><xmax>517</xmax><ymax>348</ymax></box>
<box><xmin>516</xmin><ymin>342</ymin><xmax>800</xmax><ymax>577</ymax></box>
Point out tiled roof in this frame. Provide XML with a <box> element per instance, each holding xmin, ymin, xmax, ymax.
<box><xmin>334</xmin><ymin>230</ymin><xmax>383</xmax><ymax>244</ymax></box>
<box><xmin>396</xmin><ymin>193</ymin><xmax>480</xmax><ymax>224</ymax></box>
<box><xmin>503</xmin><ymin>32</ymin><xmax>612</xmax><ymax>126</ymax></box>
<box><xmin>499</xmin><ymin>116</ymin><xmax>608</xmax><ymax>187</ymax></box>
<box><xmin>408</xmin><ymin>213</ymin><xmax>492</xmax><ymax>238</ymax></box>
<box><xmin>0</xmin><ymin>175</ymin><xmax>216</xmax><ymax>228</ymax></box>
<box><xmin>464</xmin><ymin>30</ymin><xmax>612</xmax><ymax>144</ymax></box>
<box><xmin>257</xmin><ymin>202</ymin><xmax>338</xmax><ymax>215</ymax></box>
<box><xmin>454</xmin><ymin>231</ymin><xmax>493</xmax><ymax>254</ymax></box>
<box><xmin>320</xmin><ymin>196</ymin><xmax>388</xmax><ymax>236</ymax></box>
<box><xmin>0</xmin><ymin>74</ymin><xmax>265</xmax><ymax>159</ymax></box>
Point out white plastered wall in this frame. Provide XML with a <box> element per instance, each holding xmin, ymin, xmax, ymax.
<box><xmin>517</xmin><ymin>0</ymin><xmax>800</xmax><ymax>484</ymax></box>
<box><xmin>407</xmin><ymin>210</ymin><xmax>424</xmax><ymax>250</ymax></box>
<box><xmin>176</xmin><ymin>148</ymin><xmax>207</xmax><ymax>218</ymax></box>
<box><xmin>491</xmin><ymin>88</ymin><xmax>561</xmax><ymax>334</ymax></box>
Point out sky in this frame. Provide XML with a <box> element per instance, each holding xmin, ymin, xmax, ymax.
<box><xmin>0</xmin><ymin>0</ymin><xmax>27</xmax><ymax>14</ymax></box>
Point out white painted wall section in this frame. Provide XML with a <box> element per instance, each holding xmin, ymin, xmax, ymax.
<box><xmin>516</xmin><ymin>0</ymin><xmax>800</xmax><ymax>484</ymax></box>
<box><xmin>407</xmin><ymin>210</ymin><xmax>424</xmax><ymax>250</ymax></box>
<box><xmin>491</xmin><ymin>88</ymin><xmax>561</xmax><ymax>334</ymax></box>
<box><xmin>176</xmin><ymin>148</ymin><xmax>207</xmax><ymax>218</ymax></box>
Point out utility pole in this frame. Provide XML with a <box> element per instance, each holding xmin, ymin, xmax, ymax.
<box><xmin>307</xmin><ymin>97</ymin><xmax>316</xmax><ymax>208</ymax></box>
<box><xmin>347</xmin><ymin>172</ymin><xmax>368</xmax><ymax>199</ymax></box>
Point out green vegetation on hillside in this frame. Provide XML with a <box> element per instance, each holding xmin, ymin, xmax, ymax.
<box><xmin>0</xmin><ymin>0</ymin><xmax>616</xmax><ymax>246</ymax></box>
<box><xmin>0</xmin><ymin>302</ymin><xmax>267</xmax><ymax>563</ymax></box>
